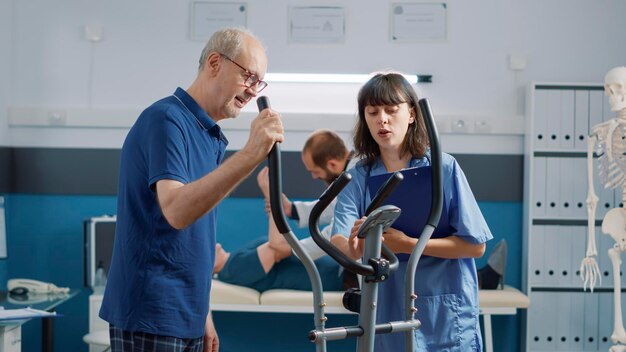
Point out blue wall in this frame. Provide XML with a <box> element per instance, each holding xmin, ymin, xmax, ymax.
<box><xmin>475</xmin><ymin>202</ymin><xmax>524</xmax><ymax>352</ymax></box>
<box><xmin>2</xmin><ymin>194</ymin><xmax>117</xmax><ymax>352</ymax></box>
<box><xmin>2</xmin><ymin>194</ymin><xmax>522</xmax><ymax>352</ymax></box>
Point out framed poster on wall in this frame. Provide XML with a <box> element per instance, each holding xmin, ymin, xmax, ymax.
<box><xmin>289</xmin><ymin>6</ymin><xmax>346</xmax><ymax>44</ymax></box>
<box><xmin>190</xmin><ymin>2</ymin><xmax>248</xmax><ymax>41</ymax></box>
<box><xmin>390</xmin><ymin>2</ymin><xmax>447</xmax><ymax>42</ymax></box>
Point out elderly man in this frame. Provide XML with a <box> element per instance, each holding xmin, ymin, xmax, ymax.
<box><xmin>99</xmin><ymin>28</ymin><xmax>283</xmax><ymax>352</ymax></box>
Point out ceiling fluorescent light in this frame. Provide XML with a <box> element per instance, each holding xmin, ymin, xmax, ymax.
<box><xmin>265</xmin><ymin>73</ymin><xmax>430</xmax><ymax>84</ymax></box>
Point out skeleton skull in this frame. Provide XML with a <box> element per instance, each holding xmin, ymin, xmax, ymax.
<box><xmin>605</xmin><ymin>66</ymin><xmax>626</xmax><ymax>112</ymax></box>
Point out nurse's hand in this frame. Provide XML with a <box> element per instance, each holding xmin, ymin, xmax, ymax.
<box><xmin>348</xmin><ymin>217</ymin><xmax>367</xmax><ymax>259</ymax></box>
<box><xmin>382</xmin><ymin>227</ymin><xmax>417</xmax><ymax>254</ymax></box>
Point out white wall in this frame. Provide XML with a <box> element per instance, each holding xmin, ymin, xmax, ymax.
<box><xmin>3</xmin><ymin>0</ymin><xmax>626</xmax><ymax>152</ymax></box>
<box><xmin>0</xmin><ymin>0</ymin><xmax>13</xmax><ymax>146</ymax></box>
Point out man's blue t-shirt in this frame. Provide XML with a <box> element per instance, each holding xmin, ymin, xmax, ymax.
<box><xmin>99</xmin><ymin>88</ymin><xmax>228</xmax><ymax>338</ymax></box>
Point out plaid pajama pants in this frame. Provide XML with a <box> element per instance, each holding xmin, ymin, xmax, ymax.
<box><xmin>109</xmin><ymin>325</ymin><xmax>204</xmax><ymax>352</ymax></box>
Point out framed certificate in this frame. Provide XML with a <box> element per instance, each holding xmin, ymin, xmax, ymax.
<box><xmin>390</xmin><ymin>2</ymin><xmax>447</xmax><ymax>42</ymax></box>
<box><xmin>190</xmin><ymin>2</ymin><xmax>248</xmax><ymax>41</ymax></box>
<box><xmin>289</xmin><ymin>6</ymin><xmax>346</xmax><ymax>44</ymax></box>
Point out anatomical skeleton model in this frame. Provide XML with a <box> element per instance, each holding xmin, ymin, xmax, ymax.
<box><xmin>581</xmin><ymin>66</ymin><xmax>626</xmax><ymax>352</ymax></box>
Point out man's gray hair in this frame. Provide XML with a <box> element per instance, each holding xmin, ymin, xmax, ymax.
<box><xmin>198</xmin><ymin>27</ymin><xmax>261</xmax><ymax>72</ymax></box>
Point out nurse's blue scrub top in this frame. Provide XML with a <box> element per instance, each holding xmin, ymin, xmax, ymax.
<box><xmin>332</xmin><ymin>153</ymin><xmax>493</xmax><ymax>351</ymax></box>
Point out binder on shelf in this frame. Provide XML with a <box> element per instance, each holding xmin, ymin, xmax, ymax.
<box><xmin>543</xmin><ymin>225</ymin><xmax>560</xmax><ymax>287</ymax></box>
<box><xmin>570</xmin><ymin>227</ymin><xmax>587</xmax><ymax>288</ymax></box>
<box><xmin>594</xmin><ymin>168</ymin><xmax>615</xmax><ymax>220</ymax></box>
<box><xmin>574</xmin><ymin>90</ymin><xmax>589</xmax><ymax>151</ymax></box>
<box><xmin>544</xmin><ymin>292</ymin><xmax>559</xmax><ymax>350</ymax></box>
<box><xmin>557</xmin><ymin>226</ymin><xmax>573</xmax><ymax>287</ymax></box>
<box><xmin>572</xmin><ymin>158</ymin><xmax>588</xmax><ymax>219</ymax></box>
<box><xmin>529</xmin><ymin>225</ymin><xmax>546</xmax><ymax>286</ymax></box>
<box><xmin>546</xmin><ymin>160</ymin><xmax>561</xmax><ymax>218</ymax></box>
<box><xmin>533</xmin><ymin>88</ymin><xmax>550</xmax><ymax>150</ymax></box>
<box><xmin>569</xmin><ymin>292</ymin><xmax>585</xmax><ymax>351</ymax></box>
<box><xmin>558</xmin><ymin>157</ymin><xmax>575</xmax><ymax>218</ymax></box>
<box><xmin>597</xmin><ymin>228</ymin><xmax>613</xmax><ymax>289</ymax></box>
<box><xmin>589</xmin><ymin>90</ymin><xmax>605</xmax><ymax>127</ymax></box>
<box><xmin>604</xmin><ymin>93</ymin><xmax>615</xmax><ymax>122</ymax></box>
<box><xmin>560</xmin><ymin>90</ymin><xmax>575</xmax><ymax>150</ymax></box>
<box><xmin>597</xmin><ymin>292</ymin><xmax>613</xmax><ymax>350</ymax></box>
<box><xmin>555</xmin><ymin>292</ymin><xmax>572</xmax><ymax>350</ymax></box>
<box><xmin>582</xmin><ymin>292</ymin><xmax>599</xmax><ymax>351</ymax></box>
<box><xmin>545</xmin><ymin>90</ymin><xmax>562</xmax><ymax>150</ymax></box>
<box><xmin>532</xmin><ymin>157</ymin><xmax>547</xmax><ymax>218</ymax></box>
<box><xmin>527</xmin><ymin>291</ymin><xmax>543</xmax><ymax>350</ymax></box>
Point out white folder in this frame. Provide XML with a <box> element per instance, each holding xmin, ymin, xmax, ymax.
<box><xmin>559</xmin><ymin>90</ymin><xmax>575</xmax><ymax>150</ymax></box>
<box><xmin>597</xmin><ymin>291</ymin><xmax>614</xmax><ymax>350</ymax></box>
<box><xmin>570</xmin><ymin>226</ymin><xmax>587</xmax><ymax>288</ymax></box>
<box><xmin>544</xmin><ymin>225</ymin><xmax>559</xmax><ymax>286</ymax></box>
<box><xmin>582</xmin><ymin>291</ymin><xmax>599</xmax><ymax>351</ymax></box>
<box><xmin>546</xmin><ymin>159</ymin><xmax>561</xmax><ymax>218</ymax></box>
<box><xmin>558</xmin><ymin>157</ymin><xmax>575</xmax><ymax>218</ymax></box>
<box><xmin>555</xmin><ymin>292</ymin><xmax>572</xmax><ymax>350</ymax></box>
<box><xmin>569</xmin><ymin>292</ymin><xmax>585</xmax><ymax>351</ymax></box>
<box><xmin>545</xmin><ymin>90</ymin><xmax>562</xmax><ymax>150</ymax></box>
<box><xmin>589</xmin><ymin>90</ymin><xmax>605</xmax><ymax>127</ymax></box>
<box><xmin>529</xmin><ymin>225</ymin><xmax>546</xmax><ymax>286</ymax></box>
<box><xmin>571</xmin><ymin>157</ymin><xmax>588</xmax><ymax>219</ymax></box>
<box><xmin>597</xmin><ymin>229</ymin><xmax>613</xmax><ymax>289</ymax></box>
<box><xmin>557</xmin><ymin>226</ymin><xmax>574</xmax><ymax>287</ymax></box>
<box><xmin>574</xmin><ymin>90</ymin><xmax>590</xmax><ymax>151</ymax></box>
<box><xmin>534</xmin><ymin>88</ymin><xmax>550</xmax><ymax>150</ymax></box>
<box><xmin>532</xmin><ymin>157</ymin><xmax>547</xmax><ymax>218</ymax></box>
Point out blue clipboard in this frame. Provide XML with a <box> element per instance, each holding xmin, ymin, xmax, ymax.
<box><xmin>367</xmin><ymin>166</ymin><xmax>433</xmax><ymax>239</ymax></box>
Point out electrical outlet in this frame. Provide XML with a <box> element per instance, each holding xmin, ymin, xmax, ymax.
<box><xmin>451</xmin><ymin>119</ymin><xmax>469</xmax><ymax>133</ymax></box>
<box><xmin>48</xmin><ymin>110</ymin><xmax>67</xmax><ymax>126</ymax></box>
<box><xmin>85</xmin><ymin>24</ymin><xmax>104</xmax><ymax>42</ymax></box>
<box><xmin>509</xmin><ymin>54</ymin><xmax>527</xmax><ymax>71</ymax></box>
<box><xmin>474</xmin><ymin>120</ymin><xmax>491</xmax><ymax>133</ymax></box>
<box><xmin>435</xmin><ymin>119</ymin><xmax>450</xmax><ymax>133</ymax></box>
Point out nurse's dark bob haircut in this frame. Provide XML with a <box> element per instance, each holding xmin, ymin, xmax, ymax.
<box><xmin>353</xmin><ymin>72</ymin><xmax>429</xmax><ymax>165</ymax></box>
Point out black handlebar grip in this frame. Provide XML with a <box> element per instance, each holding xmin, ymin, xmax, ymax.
<box><xmin>309</xmin><ymin>173</ymin><xmax>378</xmax><ymax>276</ymax></box>
<box><xmin>418</xmin><ymin>99</ymin><xmax>443</xmax><ymax>227</ymax></box>
<box><xmin>257</xmin><ymin>96</ymin><xmax>270</xmax><ymax>111</ymax></box>
<box><xmin>259</xmin><ymin>96</ymin><xmax>291</xmax><ymax>234</ymax></box>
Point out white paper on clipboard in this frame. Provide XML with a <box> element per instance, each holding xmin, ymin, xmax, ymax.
<box><xmin>0</xmin><ymin>307</ymin><xmax>57</xmax><ymax>321</ymax></box>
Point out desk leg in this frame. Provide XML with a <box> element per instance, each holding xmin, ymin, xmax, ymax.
<box><xmin>482</xmin><ymin>314</ymin><xmax>493</xmax><ymax>352</ymax></box>
<box><xmin>42</xmin><ymin>315</ymin><xmax>54</xmax><ymax>352</ymax></box>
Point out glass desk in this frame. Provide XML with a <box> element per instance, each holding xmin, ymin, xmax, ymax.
<box><xmin>0</xmin><ymin>289</ymin><xmax>80</xmax><ymax>352</ymax></box>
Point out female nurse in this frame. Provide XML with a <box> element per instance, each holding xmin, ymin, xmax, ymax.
<box><xmin>331</xmin><ymin>72</ymin><xmax>493</xmax><ymax>351</ymax></box>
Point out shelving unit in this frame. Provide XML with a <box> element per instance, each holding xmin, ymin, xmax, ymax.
<box><xmin>523</xmin><ymin>83</ymin><xmax>625</xmax><ymax>351</ymax></box>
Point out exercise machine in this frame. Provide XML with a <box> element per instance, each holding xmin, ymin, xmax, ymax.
<box><xmin>259</xmin><ymin>96</ymin><xmax>442</xmax><ymax>351</ymax></box>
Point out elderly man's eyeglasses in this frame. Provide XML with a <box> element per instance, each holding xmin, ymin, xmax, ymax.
<box><xmin>220</xmin><ymin>54</ymin><xmax>268</xmax><ymax>93</ymax></box>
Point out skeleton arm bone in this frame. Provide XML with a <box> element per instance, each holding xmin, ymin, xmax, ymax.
<box><xmin>581</xmin><ymin>133</ymin><xmax>602</xmax><ymax>291</ymax></box>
